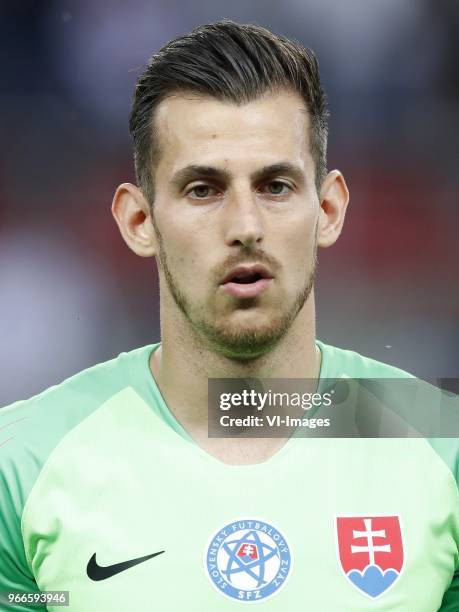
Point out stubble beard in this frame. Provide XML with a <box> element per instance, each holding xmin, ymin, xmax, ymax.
<box><xmin>154</xmin><ymin>219</ymin><xmax>317</xmax><ymax>361</ymax></box>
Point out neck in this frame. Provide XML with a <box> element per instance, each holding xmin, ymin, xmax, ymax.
<box><xmin>150</xmin><ymin>291</ymin><xmax>320</xmax><ymax>433</ymax></box>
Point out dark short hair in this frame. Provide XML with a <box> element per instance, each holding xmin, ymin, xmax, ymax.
<box><xmin>129</xmin><ymin>20</ymin><xmax>329</xmax><ymax>203</ymax></box>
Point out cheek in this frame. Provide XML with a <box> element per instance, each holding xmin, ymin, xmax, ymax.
<box><xmin>157</xmin><ymin>206</ymin><xmax>213</xmax><ymax>259</ymax></box>
<box><xmin>281</xmin><ymin>224</ymin><xmax>317</xmax><ymax>281</ymax></box>
<box><xmin>161</xmin><ymin>230</ymin><xmax>209</xmax><ymax>289</ymax></box>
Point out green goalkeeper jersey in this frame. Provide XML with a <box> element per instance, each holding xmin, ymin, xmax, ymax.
<box><xmin>0</xmin><ymin>340</ymin><xmax>458</xmax><ymax>611</ymax></box>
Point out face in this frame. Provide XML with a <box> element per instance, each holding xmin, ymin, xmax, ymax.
<box><xmin>151</xmin><ymin>91</ymin><xmax>320</xmax><ymax>359</ymax></box>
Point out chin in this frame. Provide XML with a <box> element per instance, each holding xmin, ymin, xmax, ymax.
<box><xmin>205</xmin><ymin>318</ymin><xmax>288</xmax><ymax>360</ymax></box>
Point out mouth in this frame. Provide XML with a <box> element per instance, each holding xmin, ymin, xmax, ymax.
<box><xmin>220</xmin><ymin>264</ymin><xmax>274</xmax><ymax>299</ymax></box>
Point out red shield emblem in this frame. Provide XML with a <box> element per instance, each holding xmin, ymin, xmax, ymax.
<box><xmin>336</xmin><ymin>515</ymin><xmax>404</xmax><ymax>598</ymax></box>
<box><xmin>236</xmin><ymin>542</ymin><xmax>259</xmax><ymax>564</ymax></box>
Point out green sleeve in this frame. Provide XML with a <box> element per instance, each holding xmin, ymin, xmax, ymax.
<box><xmin>0</xmin><ymin>403</ymin><xmax>45</xmax><ymax>611</ymax></box>
<box><xmin>428</xmin><ymin>437</ymin><xmax>459</xmax><ymax>610</ymax></box>
<box><xmin>439</xmin><ymin>572</ymin><xmax>459</xmax><ymax>610</ymax></box>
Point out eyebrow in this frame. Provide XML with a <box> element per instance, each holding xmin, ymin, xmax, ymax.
<box><xmin>170</xmin><ymin>162</ymin><xmax>305</xmax><ymax>188</ymax></box>
<box><xmin>252</xmin><ymin>162</ymin><xmax>305</xmax><ymax>185</ymax></box>
<box><xmin>170</xmin><ymin>165</ymin><xmax>231</xmax><ymax>188</ymax></box>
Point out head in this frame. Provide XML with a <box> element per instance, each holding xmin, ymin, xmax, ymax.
<box><xmin>112</xmin><ymin>21</ymin><xmax>349</xmax><ymax>360</ymax></box>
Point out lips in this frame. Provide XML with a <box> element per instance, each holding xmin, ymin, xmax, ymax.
<box><xmin>220</xmin><ymin>264</ymin><xmax>274</xmax><ymax>299</ymax></box>
<box><xmin>220</xmin><ymin>264</ymin><xmax>273</xmax><ymax>285</ymax></box>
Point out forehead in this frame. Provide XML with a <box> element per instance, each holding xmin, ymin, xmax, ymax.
<box><xmin>153</xmin><ymin>91</ymin><xmax>313</xmax><ymax>177</ymax></box>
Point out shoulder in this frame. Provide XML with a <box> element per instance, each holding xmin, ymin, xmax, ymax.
<box><xmin>0</xmin><ymin>344</ymin><xmax>155</xmax><ymax>510</ymax></box>
<box><xmin>316</xmin><ymin>339</ymin><xmax>414</xmax><ymax>379</ymax></box>
<box><xmin>317</xmin><ymin>339</ymin><xmax>459</xmax><ymax>490</ymax></box>
<box><xmin>1</xmin><ymin>346</ymin><xmax>149</xmax><ymax>446</ymax></box>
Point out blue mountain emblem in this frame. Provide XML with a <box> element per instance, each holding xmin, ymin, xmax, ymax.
<box><xmin>348</xmin><ymin>565</ymin><xmax>399</xmax><ymax>598</ymax></box>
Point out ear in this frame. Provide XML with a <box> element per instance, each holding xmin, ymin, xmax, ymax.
<box><xmin>316</xmin><ymin>170</ymin><xmax>349</xmax><ymax>248</ymax></box>
<box><xmin>111</xmin><ymin>183</ymin><xmax>158</xmax><ymax>257</ymax></box>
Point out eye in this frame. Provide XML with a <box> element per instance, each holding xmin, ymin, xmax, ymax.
<box><xmin>187</xmin><ymin>184</ymin><xmax>219</xmax><ymax>199</ymax></box>
<box><xmin>261</xmin><ymin>181</ymin><xmax>292</xmax><ymax>196</ymax></box>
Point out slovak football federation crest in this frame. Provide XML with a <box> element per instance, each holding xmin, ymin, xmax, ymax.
<box><xmin>336</xmin><ymin>515</ymin><xmax>404</xmax><ymax>599</ymax></box>
<box><xmin>204</xmin><ymin>518</ymin><xmax>293</xmax><ymax>603</ymax></box>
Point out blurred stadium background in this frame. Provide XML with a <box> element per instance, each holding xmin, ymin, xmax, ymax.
<box><xmin>1</xmin><ymin>0</ymin><xmax>458</xmax><ymax>405</ymax></box>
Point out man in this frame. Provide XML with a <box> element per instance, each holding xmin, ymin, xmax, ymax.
<box><xmin>0</xmin><ymin>20</ymin><xmax>457</xmax><ymax>611</ymax></box>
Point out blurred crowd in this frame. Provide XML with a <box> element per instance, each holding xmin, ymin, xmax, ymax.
<box><xmin>1</xmin><ymin>0</ymin><xmax>458</xmax><ymax>404</ymax></box>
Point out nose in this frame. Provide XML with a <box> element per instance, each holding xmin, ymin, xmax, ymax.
<box><xmin>223</xmin><ymin>188</ymin><xmax>264</xmax><ymax>249</ymax></box>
